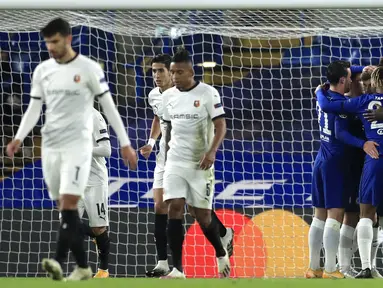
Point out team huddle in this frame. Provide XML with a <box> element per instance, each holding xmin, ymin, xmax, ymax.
<box><xmin>308</xmin><ymin>60</ymin><xmax>383</xmax><ymax>279</ymax></box>
<box><xmin>6</xmin><ymin>17</ymin><xmax>233</xmax><ymax>281</ymax></box>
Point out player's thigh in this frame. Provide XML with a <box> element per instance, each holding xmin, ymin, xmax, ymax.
<box><xmin>311</xmin><ymin>159</ymin><xmax>325</xmax><ymax>209</ymax></box>
<box><xmin>360</xmin><ymin>157</ymin><xmax>383</xmax><ymax>207</ymax></box>
<box><xmin>59</xmin><ymin>149</ymin><xmax>92</xmax><ymax>198</ymax></box>
<box><xmin>187</xmin><ymin>168</ymin><xmax>215</xmax><ymax>210</ymax></box>
<box><xmin>41</xmin><ymin>148</ymin><xmax>61</xmax><ymax>200</ymax></box>
<box><xmin>163</xmin><ymin>167</ymin><xmax>189</xmax><ymax>202</ymax></box>
<box><xmin>322</xmin><ymin>159</ymin><xmax>346</xmax><ymax>209</ymax></box>
<box><xmin>83</xmin><ymin>185</ymin><xmax>109</xmax><ymax>227</ymax></box>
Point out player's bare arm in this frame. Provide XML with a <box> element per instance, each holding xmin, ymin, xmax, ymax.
<box><xmin>140</xmin><ymin>115</ymin><xmax>161</xmax><ymax>159</ymax></box>
<box><xmin>200</xmin><ymin>117</ymin><xmax>226</xmax><ymax>170</ymax></box>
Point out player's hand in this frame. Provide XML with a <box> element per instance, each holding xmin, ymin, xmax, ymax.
<box><xmin>364</xmin><ymin>107</ymin><xmax>383</xmax><ymax>122</ymax></box>
<box><xmin>314</xmin><ymin>83</ymin><xmax>329</xmax><ymax>99</ymax></box>
<box><xmin>6</xmin><ymin>139</ymin><xmax>21</xmax><ymax>159</ymax></box>
<box><xmin>121</xmin><ymin>145</ymin><xmax>138</xmax><ymax>170</ymax></box>
<box><xmin>139</xmin><ymin>144</ymin><xmax>153</xmax><ymax>159</ymax></box>
<box><xmin>363</xmin><ymin>141</ymin><xmax>379</xmax><ymax>159</ymax></box>
<box><xmin>199</xmin><ymin>150</ymin><xmax>216</xmax><ymax>170</ymax></box>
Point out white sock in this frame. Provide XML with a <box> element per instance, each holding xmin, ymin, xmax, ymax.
<box><xmin>338</xmin><ymin>224</ymin><xmax>355</xmax><ymax>271</ymax></box>
<box><xmin>156</xmin><ymin>260</ymin><xmax>169</xmax><ymax>270</ymax></box>
<box><xmin>371</xmin><ymin>225</ymin><xmax>379</xmax><ymax>268</ymax></box>
<box><xmin>352</xmin><ymin>224</ymin><xmax>359</xmax><ymax>254</ymax></box>
<box><xmin>308</xmin><ymin>217</ymin><xmax>325</xmax><ymax>270</ymax></box>
<box><xmin>323</xmin><ymin>218</ymin><xmax>341</xmax><ymax>273</ymax></box>
<box><xmin>357</xmin><ymin>218</ymin><xmax>373</xmax><ymax>270</ymax></box>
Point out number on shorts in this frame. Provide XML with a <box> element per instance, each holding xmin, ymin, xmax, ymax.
<box><xmin>206</xmin><ymin>183</ymin><xmax>211</xmax><ymax>197</ymax></box>
<box><xmin>96</xmin><ymin>203</ymin><xmax>106</xmax><ymax>216</ymax></box>
<box><xmin>74</xmin><ymin>166</ymin><xmax>80</xmax><ymax>181</ymax></box>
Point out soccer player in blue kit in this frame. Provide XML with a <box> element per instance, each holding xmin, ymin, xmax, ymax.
<box><xmin>316</xmin><ymin>63</ymin><xmax>383</xmax><ymax>279</ymax></box>
<box><xmin>307</xmin><ymin>61</ymin><xmax>379</xmax><ymax>279</ymax></box>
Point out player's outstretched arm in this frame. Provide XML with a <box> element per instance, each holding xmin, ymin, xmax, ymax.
<box><xmin>315</xmin><ymin>86</ymin><xmax>362</xmax><ymax>114</ymax></box>
<box><xmin>7</xmin><ymin>98</ymin><xmax>42</xmax><ymax>158</ymax></box>
<box><xmin>98</xmin><ymin>93</ymin><xmax>137</xmax><ymax>170</ymax></box>
<box><xmin>200</xmin><ymin>117</ymin><xmax>226</xmax><ymax>170</ymax></box>
<box><xmin>140</xmin><ymin>115</ymin><xmax>161</xmax><ymax>159</ymax></box>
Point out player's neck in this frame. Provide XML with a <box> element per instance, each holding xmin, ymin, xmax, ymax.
<box><xmin>329</xmin><ymin>85</ymin><xmax>344</xmax><ymax>96</ymax></box>
<box><xmin>159</xmin><ymin>82</ymin><xmax>173</xmax><ymax>93</ymax></box>
<box><xmin>179</xmin><ymin>80</ymin><xmax>197</xmax><ymax>92</ymax></box>
<box><xmin>56</xmin><ymin>48</ymin><xmax>77</xmax><ymax>64</ymax></box>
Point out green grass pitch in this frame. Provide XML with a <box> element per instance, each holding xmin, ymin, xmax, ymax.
<box><xmin>1</xmin><ymin>278</ymin><xmax>383</xmax><ymax>288</ymax></box>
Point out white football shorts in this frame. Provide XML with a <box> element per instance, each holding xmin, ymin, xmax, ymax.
<box><xmin>152</xmin><ymin>151</ymin><xmax>165</xmax><ymax>189</ymax></box>
<box><xmin>78</xmin><ymin>184</ymin><xmax>109</xmax><ymax>227</ymax></box>
<box><xmin>163</xmin><ymin>165</ymin><xmax>215</xmax><ymax>209</ymax></box>
<box><xmin>42</xmin><ymin>147</ymin><xmax>92</xmax><ymax>200</ymax></box>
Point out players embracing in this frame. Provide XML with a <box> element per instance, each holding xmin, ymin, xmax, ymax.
<box><xmin>309</xmin><ymin>60</ymin><xmax>383</xmax><ymax>279</ymax></box>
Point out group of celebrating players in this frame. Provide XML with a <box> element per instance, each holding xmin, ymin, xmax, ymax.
<box><xmin>308</xmin><ymin>59</ymin><xmax>383</xmax><ymax>279</ymax></box>
<box><xmin>5</xmin><ymin>17</ymin><xmax>234</xmax><ymax>281</ymax></box>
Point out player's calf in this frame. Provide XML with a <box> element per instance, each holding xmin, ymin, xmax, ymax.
<box><xmin>194</xmin><ymin>208</ymin><xmax>230</xmax><ymax>278</ymax></box>
<box><xmin>57</xmin><ymin>194</ymin><xmax>88</xmax><ymax>270</ymax></box>
<box><xmin>323</xmin><ymin>208</ymin><xmax>343</xmax><ymax>274</ymax></box>
<box><xmin>91</xmin><ymin>226</ymin><xmax>110</xmax><ymax>276</ymax></box>
<box><xmin>167</xmin><ymin>198</ymin><xmax>185</xmax><ymax>273</ymax></box>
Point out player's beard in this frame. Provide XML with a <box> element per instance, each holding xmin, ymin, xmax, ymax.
<box><xmin>51</xmin><ymin>47</ymin><xmax>68</xmax><ymax>61</ymax></box>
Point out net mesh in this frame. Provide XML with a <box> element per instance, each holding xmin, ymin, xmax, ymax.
<box><xmin>1</xmin><ymin>9</ymin><xmax>383</xmax><ymax>278</ymax></box>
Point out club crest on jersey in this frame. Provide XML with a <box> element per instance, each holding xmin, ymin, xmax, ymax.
<box><xmin>194</xmin><ymin>100</ymin><xmax>200</xmax><ymax>107</ymax></box>
<box><xmin>73</xmin><ymin>75</ymin><xmax>81</xmax><ymax>83</ymax></box>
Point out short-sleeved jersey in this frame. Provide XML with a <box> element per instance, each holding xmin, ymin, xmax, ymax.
<box><xmin>88</xmin><ymin>108</ymin><xmax>109</xmax><ymax>186</ymax></box>
<box><xmin>162</xmin><ymin>81</ymin><xmax>225</xmax><ymax>168</ymax></box>
<box><xmin>148</xmin><ymin>87</ymin><xmax>168</xmax><ymax>156</ymax></box>
<box><xmin>31</xmin><ymin>54</ymin><xmax>109</xmax><ymax>149</ymax></box>
<box><xmin>318</xmin><ymin>91</ymin><xmax>383</xmax><ymax>155</ymax></box>
<box><xmin>316</xmin><ymin>90</ymin><xmax>350</xmax><ymax>159</ymax></box>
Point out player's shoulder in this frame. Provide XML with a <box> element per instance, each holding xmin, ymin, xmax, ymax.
<box><xmin>77</xmin><ymin>55</ymin><xmax>103</xmax><ymax>71</ymax></box>
<box><xmin>92</xmin><ymin>108</ymin><xmax>107</xmax><ymax>125</ymax></box>
<box><xmin>148</xmin><ymin>87</ymin><xmax>162</xmax><ymax>100</ymax></box>
<box><xmin>199</xmin><ymin>82</ymin><xmax>219</xmax><ymax>97</ymax></box>
<box><xmin>162</xmin><ymin>86</ymin><xmax>178</xmax><ymax>98</ymax></box>
<box><xmin>33</xmin><ymin>58</ymin><xmax>56</xmax><ymax>75</ymax></box>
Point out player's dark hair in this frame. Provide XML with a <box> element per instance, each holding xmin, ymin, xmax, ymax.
<box><xmin>172</xmin><ymin>47</ymin><xmax>192</xmax><ymax>63</ymax></box>
<box><xmin>151</xmin><ymin>54</ymin><xmax>171</xmax><ymax>70</ymax></box>
<box><xmin>326</xmin><ymin>60</ymin><xmax>350</xmax><ymax>85</ymax></box>
<box><xmin>371</xmin><ymin>60</ymin><xmax>383</xmax><ymax>89</ymax></box>
<box><xmin>41</xmin><ymin>18</ymin><xmax>71</xmax><ymax>38</ymax></box>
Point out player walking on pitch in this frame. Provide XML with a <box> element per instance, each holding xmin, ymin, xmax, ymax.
<box><xmin>161</xmin><ymin>48</ymin><xmax>231</xmax><ymax>278</ymax></box>
<box><xmin>7</xmin><ymin>18</ymin><xmax>137</xmax><ymax>281</ymax></box>
<box><xmin>141</xmin><ymin>53</ymin><xmax>234</xmax><ymax>277</ymax></box>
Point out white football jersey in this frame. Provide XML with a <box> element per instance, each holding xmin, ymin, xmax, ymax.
<box><xmin>88</xmin><ymin>108</ymin><xmax>109</xmax><ymax>186</ymax></box>
<box><xmin>148</xmin><ymin>87</ymin><xmax>168</xmax><ymax>162</ymax></box>
<box><xmin>162</xmin><ymin>82</ymin><xmax>225</xmax><ymax>169</ymax></box>
<box><xmin>30</xmin><ymin>54</ymin><xmax>109</xmax><ymax>149</ymax></box>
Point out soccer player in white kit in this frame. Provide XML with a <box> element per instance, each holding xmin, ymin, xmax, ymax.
<box><xmin>6</xmin><ymin>18</ymin><xmax>137</xmax><ymax>281</ymax></box>
<box><xmin>141</xmin><ymin>54</ymin><xmax>234</xmax><ymax>277</ymax></box>
<box><xmin>161</xmin><ymin>48</ymin><xmax>230</xmax><ymax>278</ymax></box>
<box><xmin>78</xmin><ymin>108</ymin><xmax>111</xmax><ymax>278</ymax></box>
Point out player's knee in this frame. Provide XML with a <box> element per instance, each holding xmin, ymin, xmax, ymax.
<box><xmin>91</xmin><ymin>227</ymin><xmax>107</xmax><ymax>236</ymax></box>
<box><xmin>343</xmin><ymin>212</ymin><xmax>359</xmax><ymax>227</ymax></box>
<box><xmin>314</xmin><ymin>207</ymin><xmax>327</xmax><ymax>221</ymax></box>
<box><xmin>154</xmin><ymin>191</ymin><xmax>167</xmax><ymax>214</ymax></box>
<box><xmin>327</xmin><ymin>208</ymin><xmax>344</xmax><ymax>223</ymax></box>
<box><xmin>167</xmin><ymin>199</ymin><xmax>184</xmax><ymax>219</ymax></box>
<box><xmin>195</xmin><ymin>209</ymin><xmax>211</xmax><ymax>228</ymax></box>
<box><xmin>59</xmin><ymin>194</ymin><xmax>81</xmax><ymax>211</ymax></box>
<box><xmin>360</xmin><ymin>204</ymin><xmax>376</xmax><ymax>220</ymax></box>
<box><xmin>188</xmin><ymin>206</ymin><xmax>196</xmax><ymax>218</ymax></box>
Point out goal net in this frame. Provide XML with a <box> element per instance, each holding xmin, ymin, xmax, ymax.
<box><xmin>1</xmin><ymin>9</ymin><xmax>383</xmax><ymax>278</ymax></box>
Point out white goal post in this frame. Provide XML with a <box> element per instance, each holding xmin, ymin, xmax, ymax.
<box><xmin>1</xmin><ymin>4</ymin><xmax>383</xmax><ymax>278</ymax></box>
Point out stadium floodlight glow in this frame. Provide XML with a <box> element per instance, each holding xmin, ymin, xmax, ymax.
<box><xmin>197</xmin><ymin>62</ymin><xmax>217</xmax><ymax>68</ymax></box>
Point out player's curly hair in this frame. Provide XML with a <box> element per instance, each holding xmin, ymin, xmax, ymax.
<box><xmin>370</xmin><ymin>58</ymin><xmax>383</xmax><ymax>89</ymax></box>
<box><xmin>172</xmin><ymin>47</ymin><xmax>191</xmax><ymax>63</ymax></box>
